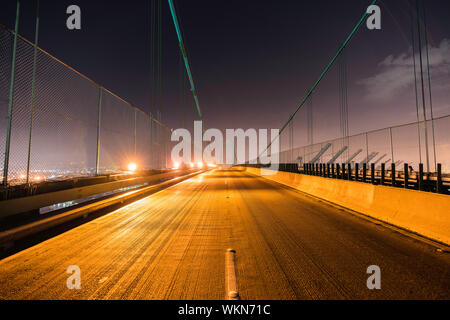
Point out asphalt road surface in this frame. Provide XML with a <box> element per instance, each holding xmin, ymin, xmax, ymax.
<box><xmin>0</xmin><ymin>169</ymin><xmax>449</xmax><ymax>299</ymax></box>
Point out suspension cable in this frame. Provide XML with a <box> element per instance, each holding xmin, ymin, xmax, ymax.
<box><xmin>260</xmin><ymin>0</ymin><xmax>378</xmax><ymax>159</ymax></box>
<box><xmin>168</xmin><ymin>0</ymin><xmax>202</xmax><ymax>119</ymax></box>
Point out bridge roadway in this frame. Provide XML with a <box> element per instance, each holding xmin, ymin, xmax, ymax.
<box><xmin>0</xmin><ymin>169</ymin><xmax>449</xmax><ymax>299</ymax></box>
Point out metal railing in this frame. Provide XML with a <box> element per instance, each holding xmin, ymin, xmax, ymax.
<box><xmin>0</xmin><ymin>25</ymin><xmax>172</xmax><ymax>186</ymax></box>
<box><xmin>300</xmin><ymin>162</ymin><xmax>448</xmax><ymax>194</ymax></box>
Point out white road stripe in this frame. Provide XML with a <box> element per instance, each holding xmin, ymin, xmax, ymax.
<box><xmin>225</xmin><ymin>248</ymin><xmax>240</xmax><ymax>300</ymax></box>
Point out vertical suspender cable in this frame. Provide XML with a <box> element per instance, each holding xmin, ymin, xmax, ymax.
<box><xmin>158</xmin><ymin>0</ymin><xmax>162</xmax><ymax>114</ymax></box>
<box><xmin>422</xmin><ymin>1</ymin><xmax>437</xmax><ymax>171</ymax></box>
<box><xmin>410</xmin><ymin>0</ymin><xmax>422</xmax><ymax>166</ymax></box>
<box><xmin>26</xmin><ymin>0</ymin><xmax>40</xmax><ymax>183</ymax></box>
<box><xmin>3</xmin><ymin>0</ymin><xmax>20</xmax><ymax>185</ymax></box>
<box><xmin>95</xmin><ymin>87</ymin><xmax>102</xmax><ymax>175</ymax></box>
<box><xmin>415</xmin><ymin>0</ymin><xmax>430</xmax><ymax>173</ymax></box>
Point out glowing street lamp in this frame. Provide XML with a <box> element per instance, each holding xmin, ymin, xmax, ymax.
<box><xmin>127</xmin><ymin>162</ymin><xmax>137</xmax><ymax>172</ymax></box>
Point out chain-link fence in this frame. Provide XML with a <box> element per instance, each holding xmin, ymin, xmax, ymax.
<box><xmin>0</xmin><ymin>25</ymin><xmax>172</xmax><ymax>186</ymax></box>
<box><xmin>278</xmin><ymin>115</ymin><xmax>450</xmax><ymax>174</ymax></box>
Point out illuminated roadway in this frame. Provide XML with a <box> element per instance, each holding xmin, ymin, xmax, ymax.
<box><xmin>0</xmin><ymin>169</ymin><xmax>449</xmax><ymax>299</ymax></box>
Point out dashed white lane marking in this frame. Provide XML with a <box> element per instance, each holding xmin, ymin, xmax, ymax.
<box><xmin>226</xmin><ymin>249</ymin><xmax>240</xmax><ymax>300</ymax></box>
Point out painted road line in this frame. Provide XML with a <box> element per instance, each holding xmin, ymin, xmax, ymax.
<box><xmin>226</xmin><ymin>248</ymin><xmax>240</xmax><ymax>300</ymax></box>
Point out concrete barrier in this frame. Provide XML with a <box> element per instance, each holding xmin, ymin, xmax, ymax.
<box><xmin>239</xmin><ymin>167</ymin><xmax>450</xmax><ymax>246</ymax></box>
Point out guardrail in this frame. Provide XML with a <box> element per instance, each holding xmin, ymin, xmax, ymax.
<box><xmin>239</xmin><ymin>163</ymin><xmax>449</xmax><ymax>195</ymax></box>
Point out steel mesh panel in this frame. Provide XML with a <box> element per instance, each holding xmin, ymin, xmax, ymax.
<box><xmin>0</xmin><ymin>26</ymin><xmax>172</xmax><ymax>184</ymax></box>
<box><xmin>7</xmin><ymin>33</ymin><xmax>34</xmax><ymax>184</ymax></box>
<box><xmin>367</xmin><ymin>129</ymin><xmax>391</xmax><ymax>167</ymax></box>
<box><xmin>433</xmin><ymin>116</ymin><xmax>450</xmax><ymax>173</ymax></box>
<box><xmin>99</xmin><ymin>91</ymin><xmax>135</xmax><ymax>173</ymax></box>
<box><xmin>29</xmin><ymin>49</ymin><xmax>99</xmax><ymax>181</ymax></box>
<box><xmin>135</xmin><ymin>111</ymin><xmax>152</xmax><ymax>170</ymax></box>
<box><xmin>391</xmin><ymin>123</ymin><xmax>422</xmax><ymax>171</ymax></box>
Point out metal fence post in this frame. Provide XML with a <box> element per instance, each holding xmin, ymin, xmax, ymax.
<box><xmin>391</xmin><ymin>163</ymin><xmax>396</xmax><ymax>187</ymax></box>
<box><xmin>404</xmin><ymin>163</ymin><xmax>409</xmax><ymax>189</ymax></box>
<box><xmin>362</xmin><ymin>163</ymin><xmax>367</xmax><ymax>183</ymax></box>
<box><xmin>418</xmin><ymin>163</ymin><xmax>424</xmax><ymax>191</ymax></box>
<box><xmin>95</xmin><ymin>87</ymin><xmax>103</xmax><ymax>175</ymax></box>
<box><xmin>436</xmin><ymin>163</ymin><xmax>442</xmax><ymax>194</ymax></box>
<box><xmin>371</xmin><ymin>163</ymin><xmax>375</xmax><ymax>184</ymax></box>
<box><xmin>3</xmin><ymin>0</ymin><xmax>20</xmax><ymax>185</ymax></box>
<box><xmin>26</xmin><ymin>0</ymin><xmax>40</xmax><ymax>184</ymax></box>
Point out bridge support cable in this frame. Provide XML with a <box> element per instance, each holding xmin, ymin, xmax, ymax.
<box><xmin>25</xmin><ymin>0</ymin><xmax>40</xmax><ymax>183</ymax></box>
<box><xmin>338</xmin><ymin>52</ymin><xmax>349</xmax><ymax>162</ymax></box>
<box><xmin>421</xmin><ymin>1</ymin><xmax>437</xmax><ymax>171</ymax></box>
<box><xmin>2</xmin><ymin>0</ymin><xmax>20</xmax><ymax>185</ymax></box>
<box><xmin>410</xmin><ymin>0</ymin><xmax>423</xmax><ymax>166</ymax></box>
<box><xmin>259</xmin><ymin>0</ymin><xmax>378</xmax><ymax>161</ymax></box>
<box><xmin>289</xmin><ymin>120</ymin><xmax>294</xmax><ymax>162</ymax></box>
<box><xmin>415</xmin><ymin>0</ymin><xmax>430</xmax><ymax>173</ymax></box>
<box><xmin>168</xmin><ymin>0</ymin><xmax>202</xmax><ymax>119</ymax></box>
<box><xmin>150</xmin><ymin>0</ymin><xmax>163</xmax><ymax>118</ymax></box>
<box><xmin>307</xmin><ymin>95</ymin><xmax>313</xmax><ymax>146</ymax></box>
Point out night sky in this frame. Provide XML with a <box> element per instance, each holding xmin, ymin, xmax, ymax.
<box><xmin>1</xmin><ymin>0</ymin><xmax>450</xmax><ymax>147</ymax></box>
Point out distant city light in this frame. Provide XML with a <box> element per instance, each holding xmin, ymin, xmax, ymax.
<box><xmin>207</xmin><ymin>163</ymin><xmax>217</xmax><ymax>168</ymax></box>
<box><xmin>127</xmin><ymin>162</ymin><xmax>137</xmax><ymax>172</ymax></box>
<box><xmin>174</xmin><ymin>162</ymin><xmax>180</xmax><ymax>169</ymax></box>
<box><xmin>190</xmin><ymin>163</ymin><xmax>194</xmax><ymax>168</ymax></box>
<box><xmin>197</xmin><ymin>162</ymin><xmax>204</xmax><ymax>168</ymax></box>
